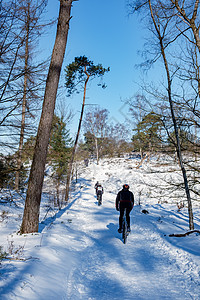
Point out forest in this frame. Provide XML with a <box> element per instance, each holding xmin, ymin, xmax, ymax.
<box><xmin>0</xmin><ymin>1</ymin><xmax>200</xmax><ymax>298</ymax></box>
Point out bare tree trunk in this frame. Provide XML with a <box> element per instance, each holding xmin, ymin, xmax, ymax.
<box><xmin>149</xmin><ymin>0</ymin><xmax>194</xmax><ymax>230</ymax></box>
<box><xmin>15</xmin><ymin>3</ymin><xmax>30</xmax><ymax>191</ymax></box>
<box><xmin>139</xmin><ymin>147</ymin><xmax>143</xmax><ymax>160</ymax></box>
<box><xmin>21</xmin><ymin>0</ymin><xmax>73</xmax><ymax>234</ymax></box>
<box><xmin>56</xmin><ymin>179</ymin><xmax>61</xmax><ymax>209</ymax></box>
<box><xmin>95</xmin><ymin>136</ymin><xmax>99</xmax><ymax>165</ymax></box>
<box><xmin>65</xmin><ymin>70</ymin><xmax>90</xmax><ymax>201</ymax></box>
<box><xmin>167</xmin><ymin>81</ymin><xmax>194</xmax><ymax>230</ymax></box>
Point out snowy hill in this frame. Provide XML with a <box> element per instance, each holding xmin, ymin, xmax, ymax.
<box><xmin>0</xmin><ymin>156</ymin><xmax>200</xmax><ymax>299</ymax></box>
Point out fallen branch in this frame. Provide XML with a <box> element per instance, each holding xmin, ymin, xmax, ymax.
<box><xmin>169</xmin><ymin>230</ymin><xmax>200</xmax><ymax>237</ymax></box>
<box><xmin>4</xmin><ymin>256</ymin><xmax>39</xmax><ymax>261</ymax></box>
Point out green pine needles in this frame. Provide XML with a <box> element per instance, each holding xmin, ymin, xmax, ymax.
<box><xmin>65</xmin><ymin>56</ymin><xmax>110</xmax><ymax>96</ymax></box>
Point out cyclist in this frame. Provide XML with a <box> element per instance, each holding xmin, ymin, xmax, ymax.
<box><xmin>94</xmin><ymin>181</ymin><xmax>104</xmax><ymax>196</ymax></box>
<box><xmin>116</xmin><ymin>184</ymin><xmax>134</xmax><ymax>233</ymax></box>
<box><xmin>94</xmin><ymin>181</ymin><xmax>99</xmax><ymax>194</ymax></box>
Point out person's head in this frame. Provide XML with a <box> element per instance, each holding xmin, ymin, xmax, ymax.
<box><xmin>123</xmin><ymin>184</ymin><xmax>129</xmax><ymax>190</ymax></box>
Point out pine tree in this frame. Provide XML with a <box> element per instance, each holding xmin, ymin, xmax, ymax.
<box><xmin>64</xmin><ymin>56</ymin><xmax>109</xmax><ymax>201</ymax></box>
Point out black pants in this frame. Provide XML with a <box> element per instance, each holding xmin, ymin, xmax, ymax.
<box><xmin>119</xmin><ymin>201</ymin><xmax>133</xmax><ymax>228</ymax></box>
<box><xmin>97</xmin><ymin>191</ymin><xmax>102</xmax><ymax>197</ymax></box>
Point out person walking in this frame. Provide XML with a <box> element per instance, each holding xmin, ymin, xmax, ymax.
<box><xmin>116</xmin><ymin>184</ymin><xmax>134</xmax><ymax>233</ymax></box>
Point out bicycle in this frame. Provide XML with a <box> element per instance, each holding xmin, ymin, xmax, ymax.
<box><xmin>122</xmin><ymin>208</ymin><xmax>129</xmax><ymax>244</ymax></box>
<box><xmin>97</xmin><ymin>192</ymin><xmax>102</xmax><ymax>206</ymax></box>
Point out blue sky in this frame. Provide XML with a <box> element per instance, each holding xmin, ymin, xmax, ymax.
<box><xmin>42</xmin><ymin>0</ymin><xmax>148</xmax><ymax>137</ymax></box>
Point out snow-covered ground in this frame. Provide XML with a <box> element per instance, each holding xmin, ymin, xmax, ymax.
<box><xmin>0</xmin><ymin>156</ymin><xmax>200</xmax><ymax>299</ymax></box>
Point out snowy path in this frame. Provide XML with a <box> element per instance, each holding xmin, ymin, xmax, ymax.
<box><xmin>58</xmin><ymin>183</ymin><xmax>200</xmax><ymax>300</ymax></box>
<box><xmin>1</xmin><ymin>158</ymin><xmax>200</xmax><ymax>299</ymax></box>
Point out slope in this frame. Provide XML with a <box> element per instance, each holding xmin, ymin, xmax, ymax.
<box><xmin>0</xmin><ymin>156</ymin><xmax>200</xmax><ymax>299</ymax></box>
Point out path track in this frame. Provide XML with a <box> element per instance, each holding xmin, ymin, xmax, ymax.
<box><xmin>62</xmin><ymin>177</ymin><xmax>200</xmax><ymax>300</ymax></box>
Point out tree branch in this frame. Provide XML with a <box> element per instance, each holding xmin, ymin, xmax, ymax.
<box><xmin>169</xmin><ymin>230</ymin><xmax>200</xmax><ymax>237</ymax></box>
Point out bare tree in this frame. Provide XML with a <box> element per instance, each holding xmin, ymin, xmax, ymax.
<box><xmin>20</xmin><ymin>0</ymin><xmax>75</xmax><ymax>234</ymax></box>
<box><xmin>0</xmin><ymin>1</ymin><xmax>26</xmax><ymax>133</ymax></box>
<box><xmin>169</xmin><ymin>0</ymin><xmax>200</xmax><ymax>97</ymax></box>
<box><xmin>0</xmin><ymin>0</ymin><xmax>48</xmax><ymax>157</ymax></box>
<box><xmin>128</xmin><ymin>0</ymin><xmax>194</xmax><ymax>229</ymax></box>
<box><xmin>84</xmin><ymin>107</ymin><xmax>109</xmax><ymax>164</ymax></box>
<box><xmin>14</xmin><ymin>0</ymin><xmax>48</xmax><ymax>191</ymax></box>
<box><xmin>170</xmin><ymin>0</ymin><xmax>200</xmax><ymax>53</ymax></box>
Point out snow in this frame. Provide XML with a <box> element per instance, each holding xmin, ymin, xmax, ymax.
<box><xmin>0</xmin><ymin>156</ymin><xmax>200</xmax><ymax>299</ymax></box>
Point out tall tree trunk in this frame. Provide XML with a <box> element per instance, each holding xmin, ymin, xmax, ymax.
<box><xmin>95</xmin><ymin>136</ymin><xmax>99</xmax><ymax>165</ymax></box>
<box><xmin>139</xmin><ymin>147</ymin><xmax>143</xmax><ymax>159</ymax></box>
<box><xmin>149</xmin><ymin>0</ymin><xmax>194</xmax><ymax>230</ymax></box>
<box><xmin>65</xmin><ymin>69</ymin><xmax>89</xmax><ymax>201</ymax></box>
<box><xmin>15</xmin><ymin>3</ymin><xmax>30</xmax><ymax>191</ymax></box>
<box><xmin>21</xmin><ymin>0</ymin><xmax>73</xmax><ymax>234</ymax></box>
<box><xmin>167</xmin><ymin>85</ymin><xmax>194</xmax><ymax>230</ymax></box>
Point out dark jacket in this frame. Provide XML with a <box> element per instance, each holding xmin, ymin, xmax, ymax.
<box><xmin>96</xmin><ymin>185</ymin><xmax>104</xmax><ymax>194</ymax></box>
<box><xmin>116</xmin><ymin>189</ymin><xmax>134</xmax><ymax>210</ymax></box>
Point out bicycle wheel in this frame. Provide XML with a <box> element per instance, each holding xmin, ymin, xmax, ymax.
<box><xmin>122</xmin><ymin>209</ymin><xmax>128</xmax><ymax>244</ymax></box>
<box><xmin>123</xmin><ymin>223</ymin><xmax>127</xmax><ymax>244</ymax></box>
<box><xmin>97</xmin><ymin>194</ymin><xmax>101</xmax><ymax>206</ymax></box>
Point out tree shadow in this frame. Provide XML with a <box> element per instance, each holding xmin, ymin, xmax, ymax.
<box><xmin>38</xmin><ymin>177</ymin><xmax>91</xmax><ymax>233</ymax></box>
<box><xmin>136</xmin><ymin>204</ymin><xmax>200</xmax><ymax>257</ymax></box>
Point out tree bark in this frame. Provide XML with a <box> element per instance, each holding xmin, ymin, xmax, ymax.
<box><xmin>21</xmin><ymin>0</ymin><xmax>73</xmax><ymax>233</ymax></box>
<box><xmin>15</xmin><ymin>2</ymin><xmax>30</xmax><ymax>191</ymax></box>
<box><xmin>169</xmin><ymin>230</ymin><xmax>200</xmax><ymax>237</ymax></box>
<box><xmin>95</xmin><ymin>136</ymin><xmax>99</xmax><ymax>165</ymax></box>
<box><xmin>65</xmin><ymin>69</ymin><xmax>90</xmax><ymax>201</ymax></box>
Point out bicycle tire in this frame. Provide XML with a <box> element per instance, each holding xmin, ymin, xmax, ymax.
<box><xmin>122</xmin><ymin>209</ymin><xmax>128</xmax><ymax>244</ymax></box>
<box><xmin>123</xmin><ymin>224</ymin><xmax>127</xmax><ymax>244</ymax></box>
<box><xmin>97</xmin><ymin>194</ymin><xmax>102</xmax><ymax>206</ymax></box>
